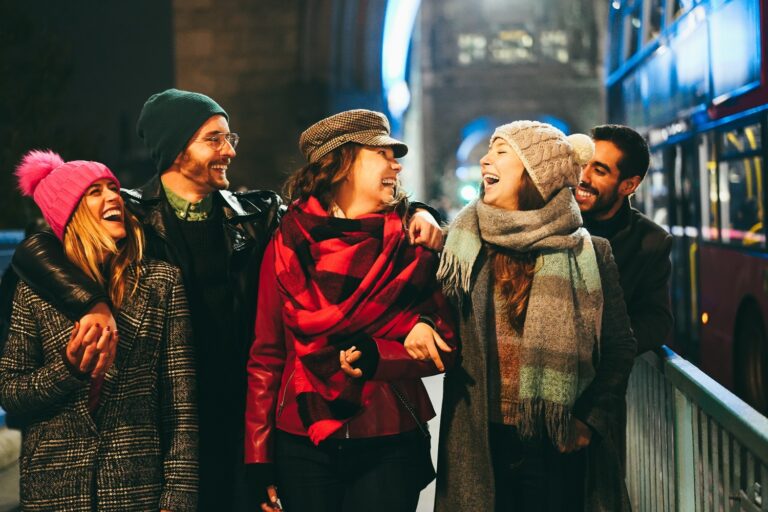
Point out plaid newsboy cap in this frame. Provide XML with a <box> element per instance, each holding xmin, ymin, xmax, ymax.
<box><xmin>299</xmin><ymin>109</ymin><xmax>408</xmax><ymax>163</ymax></box>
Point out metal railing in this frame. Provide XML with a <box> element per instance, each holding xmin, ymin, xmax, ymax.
<box><xmin>627</xmin><ymin>347</ymin><xmax>768</xmax><ymax>511</ymax></box>
<box><xmin>0</xmin><ymin>230</ymin><xmax>23</xmax><ymax>277</ymax></box>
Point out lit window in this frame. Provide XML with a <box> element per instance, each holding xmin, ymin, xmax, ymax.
<box><xmin>488</xmin><ymin>29</ymin><xmax>536</xmax><ymax>64</ymax></box>
<box><xmin>457</xmin><ymin>33</ymin><xmax>487</xmax><ymax>65</ymax></box>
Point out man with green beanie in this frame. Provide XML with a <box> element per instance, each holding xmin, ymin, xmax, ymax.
<box><xmin>12</xmin><ymin>88</ymin><xmax>282</xmax><ymax>511</ymax></box>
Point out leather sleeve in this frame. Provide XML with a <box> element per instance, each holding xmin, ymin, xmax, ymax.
<box><xmin>11</xmin><ymin>231</ymin><xmax>107</xmax><ymax>321</ymax></box>
<box><xmin>244</xmin><ymin>240</ymin><xmax>286</xmax><ymax>465</ymax></box>
<box><xmin>409</xmin><ymin>200</ymin><xmax>444</xmax><ymax>225</ymax></box>
<box><xmin>369</xmin><ymin>335</ymin><xmax>457</xmax><ymax>381</ymax></box>
<box><xmin>236</xmin><ymin>190</ymin><xmax>285</xmax><ymax>237</ymax></box>
<box><xmin>369</xmin><ymin>290</ymin><xmax>459</xmax><ymax>382</ymax></box>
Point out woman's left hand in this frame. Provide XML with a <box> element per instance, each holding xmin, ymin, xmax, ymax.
<box><xmin>408</xmin><ymin>209</ymin><xmax>444</xmax><ymax>251</ymax></box>
<box><xmin>260</xmin><ymin>485</ymin><xmax>284</xmax><ymax>511</ymax></box>
<box><xmin>561</xmin><ymin>418</ymin><xmax>593</xmax><ymax>453</ymax></box>
<box><xmin>339</xmin><ymin>346</ymin><xmax>363</xmax><ymax>378</ymax></box>
<box><xmin>404</xmin><ymin>322</ymin><xmax>451</xmax><ymax>372</ymax></box>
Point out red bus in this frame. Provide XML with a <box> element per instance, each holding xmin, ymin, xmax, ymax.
<box><xmin>606</xmin><ymin>0</ymin><xmax>768</xmax><ymax>412</ymax></box>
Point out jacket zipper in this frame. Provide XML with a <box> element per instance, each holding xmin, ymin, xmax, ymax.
<box><xmin>276</xmin><ymin>368</ymin><xmax>296</xmax><ymax>420</ymax></box>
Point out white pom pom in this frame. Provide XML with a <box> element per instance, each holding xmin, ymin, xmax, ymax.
<box><xmin>566</xmin><ymin>133</ymin><xmax>594</xmax><ymax>166</ymax></box>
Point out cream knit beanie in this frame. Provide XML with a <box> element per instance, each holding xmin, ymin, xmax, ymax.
<box><xmin>491</xmin><ymin>121</ymin><xmax>594</xmax><ymax>200</ymax></box>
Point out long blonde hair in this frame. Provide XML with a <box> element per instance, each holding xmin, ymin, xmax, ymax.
<box><xmin>63</xmin><ymin>199</ymin><xmax>145</xmax><ymax>310</ymax></box>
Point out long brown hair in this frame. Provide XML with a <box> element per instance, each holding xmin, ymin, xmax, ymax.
<box><xmin>283</xmin><ymin>143</ymin><xmax>409</xmax><ymax>216</ymax></box>
<box><xmin>63</xmin><ymin>199</ymin><xmax>144</xmax><ymax>310</ymax></box>
<box><xmin>491</xmin><ymin>170</ymin><xmax>545</xmax><ymax>332</ymax></box>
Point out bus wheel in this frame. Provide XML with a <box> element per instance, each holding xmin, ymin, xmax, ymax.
<box><xmin>734</xmin><ymin>303</ymin><xmax>767</xmax><ymax>414</ymax></box>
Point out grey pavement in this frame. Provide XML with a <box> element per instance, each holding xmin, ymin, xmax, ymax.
<box><xmin>417</xmin><ymin>374</ymin><xmax>444</xmax><ymax>512</ymax></box>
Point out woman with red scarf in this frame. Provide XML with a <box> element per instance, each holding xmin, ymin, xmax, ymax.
<box><xmin>244</xmin><ymin>109</ymin><xmax>457</xmax><ymax>512</ymax></box>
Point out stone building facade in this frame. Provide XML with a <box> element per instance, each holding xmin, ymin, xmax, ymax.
<box><xmin>417</xmin><ymin>0</ymin><xmax>605</xmax><ymax>208</ymax></box>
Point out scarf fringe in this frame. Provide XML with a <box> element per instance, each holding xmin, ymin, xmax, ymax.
<box><xmin>436</xmin><ymin>250</ymin><xmax>472</xmax><ymax>298</ymax></box>
<box><xmin>510</xmin><ymin>400</ymin><xmax>572</xmax><ymax>450</ymax></box>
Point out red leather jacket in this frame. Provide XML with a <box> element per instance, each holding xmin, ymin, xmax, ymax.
<box><xmin>244</xmin><ymin>240</ymin><xmax>457</xmax><ymax>463</ymax></box>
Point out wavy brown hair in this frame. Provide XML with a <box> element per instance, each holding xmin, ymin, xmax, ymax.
<box><xmin>490</xmin><ymin>170</ymin><xmax>545</xmax><ymax>333</ymax></box>
<box><xmin>63</xmin><ymin>199</ymin><xmax>144</xmax><ymax>310</ymax></box>
<box><xmin>284</xmin><ymin>142</ymin><xmax>409</xmax><ymax>216</ymax></box>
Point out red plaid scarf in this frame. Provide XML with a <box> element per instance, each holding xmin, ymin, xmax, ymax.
<box><xmin>274</xmin><ymin>196</ymin><xmax>443</xmax><ymax>444</ymax></box>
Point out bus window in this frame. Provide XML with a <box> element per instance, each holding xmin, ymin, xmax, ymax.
<box><xmin>721</xmin><ymin>123</ymin><xmax>762</xmax><ymax>155</ymax></box>
<box><xmin>647</xmin><ymin>0</ymin><xmax>664</xmax><ymax>41</ymax></box>
<box><xmin>719</xmin><ymin>123</ymin><xmax>764</xmax><ymax>247</ymax></box>
<box><xmin>719</xmin><ymin>158</ymin><xmax>764</xmax><ymax>246</ymax></box>
<box><xmin>669</xmin><ymin>0</ymin><xmax>695</xmax><ymax>21</ymax></box>
<box><xmin>636</xmin><ymin>149</ymin><xmax>670</xmax><ymax>227</ymax></box>
<box><xmin>623</xmin><ymin>6</ymin><xmax>642</xmax><ymax>59</ymax></box>
<box><xmin>699</xmin><ymin>133</ymin><xmax>719</xmax><ymax>240</ymax></box>
<box><xmin>609</xmin><ymin>7</ymin><xmax>623</xmax><ymax>72</ymax></box>
<box><xmin>669</xmin><ymin>142</ymin><xmax>701</xmax><ymax>355</ymax></box>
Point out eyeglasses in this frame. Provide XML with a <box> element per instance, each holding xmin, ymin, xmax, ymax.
<box><xmin>194</xmin><ymin>132</ymin><xmax>240</xmax><ymax>151</ymax></box>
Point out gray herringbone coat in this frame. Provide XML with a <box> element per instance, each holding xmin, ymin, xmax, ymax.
<box><xmin>0</xmin><ymin>259</ymin><xmax>198</xmax><ymax>511</ymax></box>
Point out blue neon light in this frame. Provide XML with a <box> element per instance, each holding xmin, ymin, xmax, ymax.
<box><xmin>382</xmin><ymin>0</ymin><xmax>421</xmax><ymax>120</ymax></box>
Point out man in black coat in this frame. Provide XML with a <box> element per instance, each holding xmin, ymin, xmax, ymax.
<box><xmin>574</xmin><ymin>124</ymin><xmax>673</xmax><ymax>471</ymax></box>
<box><xmin>575</xmin><ymin>124</ymin><xmax>673</xmax><ymax>355</ymax></box>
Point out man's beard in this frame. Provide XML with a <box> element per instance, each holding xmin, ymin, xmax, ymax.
<box><xmin>581</xmin><ymin>183</ymin><xmax>621</xmax><ymax>219</ymax></box>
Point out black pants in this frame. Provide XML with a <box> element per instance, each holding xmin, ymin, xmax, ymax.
<box><xmin>489</xmin><ymin>423</ymin><xmax>586</xmax><ymax>512</ymax></box>
<box><xmin>275</xmin><ymin>429</ymin><xmax>433</xmax><ymax>512</ymax></box>
<box><xmin>198</xmin><ymin>419</ymin><xmax>249</xmax><ymax>511</ymax></box>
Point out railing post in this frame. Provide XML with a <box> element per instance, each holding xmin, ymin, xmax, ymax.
<box><xmin>674</xmin><ymin>387</ymin><xmax>696</xmax><ymax>511</ymax></box>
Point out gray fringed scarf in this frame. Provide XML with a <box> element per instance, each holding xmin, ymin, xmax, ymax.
<box><xmin>437</xmin><ymin>188</ymin><xmax>603</xmax><ymax>448</ymax></box>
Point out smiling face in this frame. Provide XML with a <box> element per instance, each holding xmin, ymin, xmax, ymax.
<box><xmin>575</xmin><ymin>139</ymin><xmax>639</xmax><ymax>220</ymax></box>
<box><xmin>83</xmin><ymin>178</ymin><xmax>126</xmax><ymax>241</ymax></box>
<box><xmin>480</xmin><ymin>138</ymin><xmax>527</xmax><ymax>211</ymax></box>
<box><xmin>175</xmin><ymin>115</ymin><xmax>236</xmax><ymax>195</ymax></box>
<box><xmin>334</xmin><ymin>146</ymin><xmax>402</xmax><ymax>217</ymax></box>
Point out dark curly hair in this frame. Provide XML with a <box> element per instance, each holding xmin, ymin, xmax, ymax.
<box><xmin>591</xmin><ymin>124</ymin><xmax>650</xmax><ymax>181</ymax></box>
<box><xmin>283</xmin><ymin>142</ymin><xmax>408</xmax><ymax>216</ymax></box>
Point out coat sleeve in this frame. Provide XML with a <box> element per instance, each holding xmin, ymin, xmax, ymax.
<box><xmin>366</xmin><ymin>289</ymin><xmax>458</xmax><ymax>382</ymax></box>
<box><xmin>630</xmin><ymin>232</ymin><xmax>673</xmax><ymax>354</ymax></box>
<box><xmin>0</xmin><ymin>283</ymin><xmax>89</xmax><ymax>420</ymax></box>
<box><xmin>573</xmin><ymin>239</ymin><xmax>636</xmax><ymax>438</ymax></box>
<box><xmin>245</xmin><ymin>240</ymin><xmax>286</xmax><ymax>466</ymax></box>
<box><xmin>12</xmin><ymin>231</ymin><xmax>108</xmax><ymax>320</ymax></box>
<box><xmin>158</xmin><ymin>269</ymin><xmax>199</xmax><ymax>511</ymax></box>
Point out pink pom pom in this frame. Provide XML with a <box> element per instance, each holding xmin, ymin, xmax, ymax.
<box><xmin>15</xmin><ymin>150</ymin><xmax>65</xmax><ymax>197</ymax></box>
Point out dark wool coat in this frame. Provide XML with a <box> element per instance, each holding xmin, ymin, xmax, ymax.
<box><xmin>435</xmin><ymin>237</ymin><xmax>636</xmax><ymax>512</ymax></box>
<box><xmin>0</xmin><ymin>260</ymin><xmax>197</xmax><ymax>511</ymax></box>
<box><xmin>602</xmin><ymin>202</ymin><xmax>673</xmax><ymax>354</ymax></box>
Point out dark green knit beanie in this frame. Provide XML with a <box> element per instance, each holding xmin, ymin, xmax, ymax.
<box><xmin>136</xmin><ymin>88</ymin><xmax>229</xmax><ymax>172</ymax></box>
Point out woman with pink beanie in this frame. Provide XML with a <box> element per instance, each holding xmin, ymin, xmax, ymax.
<box><xmin>0</xmin><ymin>150</ymin><xmax>198</xmax><ymax>511</ymax></box>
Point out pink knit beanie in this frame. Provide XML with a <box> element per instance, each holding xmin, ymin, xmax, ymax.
<box><xmin>15</xmin><ymin>150</ymin><xmax>120</xmax><ymax>240</ymax></box>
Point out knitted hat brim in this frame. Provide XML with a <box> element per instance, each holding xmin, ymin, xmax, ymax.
<box><xmin>491</xmin><ymin>133</ymin><xmax>548</xmax><ymax>198</ymax></box>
